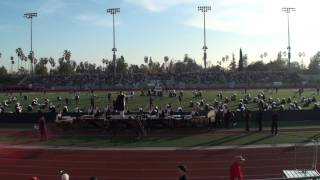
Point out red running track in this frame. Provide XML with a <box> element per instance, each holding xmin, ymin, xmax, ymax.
<box><xmin>0</xmin><ymin>146</ymin><xmax>318</xmax><ymax>180</ymax></box>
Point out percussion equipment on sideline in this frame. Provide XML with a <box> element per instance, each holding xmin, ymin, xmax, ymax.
<box><xmin>207</xmin><ymin>110</ymin><xmax>216</xmax><ymax>122</ymax></box>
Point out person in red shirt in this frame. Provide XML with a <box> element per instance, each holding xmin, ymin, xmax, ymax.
<box><xmin>230</xmin><ymin>155</ymin><xmax>245</xmax><ymax>180</ymax></box>
<box><xmin>38</xmin><ymin>113</ymin><xmax>48</xmax><ymax>141</ymax></box>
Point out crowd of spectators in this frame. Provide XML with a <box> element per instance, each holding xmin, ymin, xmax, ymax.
<box><xmin>21</xmin><ymin>71</ymin><xmax>301</xmax><ymax>90</ymax></box>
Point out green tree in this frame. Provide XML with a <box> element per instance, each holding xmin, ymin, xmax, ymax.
<box><xmin>0</xmin><ymin>66</ymin><xmax>8</xmax><ymax>76</ymax></box>
<box><xmin>102</xmin><ymin>58</ymin><xmax>108</xmax><ymax>71</ymax></box>
<box><xmin>246</xmin><ymin>61</ymin><xmax>267</xmax><ymax>71</ymax></box>
<box><xmin>164</xmin><ymin>56</ymin><xmax>169</xmax><ymax>63</ymax></box>
<box><xmin>56</xmin><ymin>50</ymin><xmax>76</xmax><ymax>75</ymax></box>
<box><xmin>163</xmin><ymin>56</ymin><xmax>169</xmax><ymax>72</ymax></box>
<box><xmin>290</xmin><ymin>61</ymin><xmax>302</xmax><ymax>72</ymax></box>
<box><xmin>238</xmin><ymin>48</ymin><xmax>243</xmax><ymax>71</ymax></box>
<box><xmin>144</xmin><ymin>56</ymin><xmax>148</xmax><ymax>64</ymax></box>
<box><xmin>308</xmin><ymin>51</ymin><xmax>320</xmax><ymax>73</ymax></box>
<box><xmin>229</xmin><ymin>53</ymin><xmax>236</xmax><ymax>71</ymax></box>
<box><xmin>116</xmin><ymin>56</ymin><xmax>128</xmax><ymax>74</ymax></box>
<box><xmin>265</xmin><ymin>52</ymin><xmax>287</xmax><ymax>71</ymax></box>
<box><xmin>243</xmin><ymin>54</ymin><xmax>248</xmax><ymax>68</ymax></box>
<box><xmin>128</xmin><ymin>64</ymin><xmax>142</xmax><ymax>74</ymax></box>
<box><xmin>172</xmin><ymin>54</ymin><xmax>202</xmax><ymax>74</ymax></box>
<box><xmin>27</xmin><ymin>51</ymin><xmax>35</xmax><ymax>73</ymax></box>
<box><xmin>63</xmin><ymin>50</ymin><xmax>71</xmax><ymax>61</ymax></box>
<box><xmin>48</xmin><ymin>57</ymin><xmax>55</xmax><ymax>69</ymax></box>
<box><xmin>16</xmin><ymin>48</ymin><xmax>25</xmax><ymax>71</ymax></box>
<box><xmin>34</xmin><ymin>58</ymin><xmax>49</xmax><ymax>75</ymax></box>
<box><xmin>10</xmin><ymin>56</ymin><xmax>14</xmax><ymax>73</ymax></box>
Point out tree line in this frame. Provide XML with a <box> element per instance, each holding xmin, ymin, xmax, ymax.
<box><xmin>1</xmin><ymin>48</ymin><xmax>320</xmax><ymax>76</ymax></box>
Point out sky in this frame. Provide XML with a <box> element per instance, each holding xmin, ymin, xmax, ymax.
<box><xmin>0</xmin><ymin>0</ymin><xmax>320</xmax><ymax>69</ymax></box>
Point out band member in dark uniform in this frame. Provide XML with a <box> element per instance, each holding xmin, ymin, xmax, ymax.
<box><xmin>245</xmin><ymin>110</ymin><xmax>251</xmax><ymax>132</ymax></box>
<box><xmin>298</xmin><ymin>88</ymin><xmax>302</xmax><ymax>97</ymax></box>
<box><xmin>257</xmin><ymin>109</ymin><xmax>263</xmax><ymax>132</ymax></box>
<box><xmin>116</xmin><ymin>91</ymin><xmax>126</xmax><ymax>118</ymax></box>
<box><xmin>224</xmin><ymin>110</ymin><xmax>232</xmax><ymax>129</ymax></box>
<box><xmin>107</xmin><ymin>92</ymin><xmax>112</xmax><ymax>102</ymax></box>
<box><xmin>38</xmin><ymin>113</ymin><xmax>48</xmax><ymax>141</ymax></box>
<box><xmin>149</xmin><ymin>96</ymin><xmax>153</xmax><ymax>110</ymax></box>
<box><xmin>90</xmin><ymin>95</ymin><xmax>95</xmax><ymax>109</ymax></box>
<box><xmin>271</xmin><ymin>111</ymin><xmax>279</xmax><ymax>135</ymax></box>
<box><xmin>178</xmin><ymin>95</ymin><xmax>182</xmax><ymax>105</ymax></box>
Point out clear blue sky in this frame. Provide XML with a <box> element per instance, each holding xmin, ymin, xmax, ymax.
<box><xmin>0</xmin><ymin>0</ymin><xmax>319</xmax><ymax>69</ymax></box>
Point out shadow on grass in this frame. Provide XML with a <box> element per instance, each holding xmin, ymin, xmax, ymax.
<box><xmin>47</xmin><ymin>135</ymin><xmax>190</xmax><ymax>147</ymax></box>
<box><xmin>109</xmin><ymin>136</ymin><xmax>187</xmax><ymax>147</ymax></box>
<box><xmin>188</xmin><ymin>132</ymin><xmax>254</xmax><ymax>147</ymax></box>
<box><xmin>241</xmin><ymin>134</ymin><xmax>273</xmax><ymax>146</ymax></box>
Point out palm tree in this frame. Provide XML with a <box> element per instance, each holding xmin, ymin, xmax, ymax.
<box><xmin>225</xmin><ymin>55</ymin><xmax>229</xmax><ymax>62</ymax></box>
<box><xmin>164</xmin><ymin>56</ymin><xmax>169</xmax><ymax>63</ymax></box>
<box><xmin>10</xmin><ymin>56</ymin><xmax>14</xmax><ymax>73</ymax></box>
<box><xmin>163</xmin><ymin>56</ymin><xmax>169</xmax><ymax>72</ymax></box>
<box><xmin>144</xmin><ymin>56</ymin><xmax>148</xmax><ymax>64</ymax></box>
<box><xmin>63</xmin><ymin>50</ymin><xmax>71</xmax><ymax>61</ymax></box>
<box><xmin>28</xmin><ymin>51</ymin><xmax>34</xmax><ymax>74</ymax></box>
<box><xmin>24</xmin><ymin>56</ymin><xmax>28</xmax><ymax>72</ymax></box>
<box><xmin>263</xmin><ymin>52</ymin><xmax>268</xmax><ymax>58</ymax></box>
<box><xmin>260</xmin><ymin>54</ymin><xmax>264</xmax><ymax>60</ymax></box>
<box><xmin>15</xmin><ymin>48</ymin><xmax>21</xmax><ymax>71</ymax></box>
<box><xmin>16</xmin><ymin>48</ymin><xmax>25</xmax><ymax>72</ymax></box>
<box><xmin>49</xmin><ymin>57</ymin><xmax>55</xmax><ymax>68</ymax></box>
<box><xmin>102</xmin><ymin>58</ymin><xmax>108</xmax><ymax>71</ymax></box>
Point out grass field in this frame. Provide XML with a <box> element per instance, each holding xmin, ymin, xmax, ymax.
<box><xmin>1</xmin><ymin>88</ymin><xmax>319</xmax><ymax>113</ymax></box>
<box><xmin>0</xmin><ymin>128</ymin><xmax>320</xmax><ymax>147</ymax></box>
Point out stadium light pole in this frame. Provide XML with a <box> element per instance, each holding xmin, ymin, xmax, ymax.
<box><xmin>282</xmin><ymin>7</ymin><xmax>295</xmax><ymax>70</ymax></box>
<box><xmin>198</xmin><ymin>5</ymin><xmax>211</xmax><ymax>72</ymax></box>
<box><xmin>24</xmin><ymin>12</ymin><xmax>37</xmax><ymax>75</ymax></box>
<box><xmin>107</xmin><ymin>8</ymin><xmax>120</xmax><ymax>77</ymax></box>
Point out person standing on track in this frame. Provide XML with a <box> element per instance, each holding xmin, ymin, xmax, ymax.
<box><xmin>271</xmin><ymin>110</ymin><xmax>279</xmax><ymax>136</ymax></box>
<box><xmin>177</xmin><ymin>165</ymin><xmax>188</xmax><ymax>180</ymax></box>
<box><xmin>257</xmin><ymin>109</ymin><xmax>263</xmax><ymax>132</ymax></box>
<box><xmin>229</xmin><ymin>155</ymin><xmax>246</xmax><ymax>180</ymax></box>
<box><xmin>116</xmin><ymin>91</ymin><xmax>126</xmax><ymax>118</ymax></box>
<box><xmin>244</xmin><ymin>110</ymin><xmax>251</xmax><ymax>132</ymax></box>
<box><xmin>38</xmin><ymin>113</ymin><xmax>47</xmax><ymax>141</ymax></box>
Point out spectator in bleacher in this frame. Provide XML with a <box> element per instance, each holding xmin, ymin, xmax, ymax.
<box><xmin>38</xmin><ymin>113</ymin><xmax>47</xmax><ymax>141</ymax></box>
<box><xmin>89</xmin><ymin>177</ymin><xmax>98</xmax><ymax>180</ymax></box>
<box><xmin>177</xmin><ymin>165</ymin><xmax>188</xmax><ymax>180</ymax></box>
<box><xmin>230</xmin><ymin>155</ymin><xmax>245</xmax><ymax>180</ymax></box>
<box><xmin>30</xmin><ymin>177</ymin><xmax>38</xmax><ymax>180</ymax></box>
